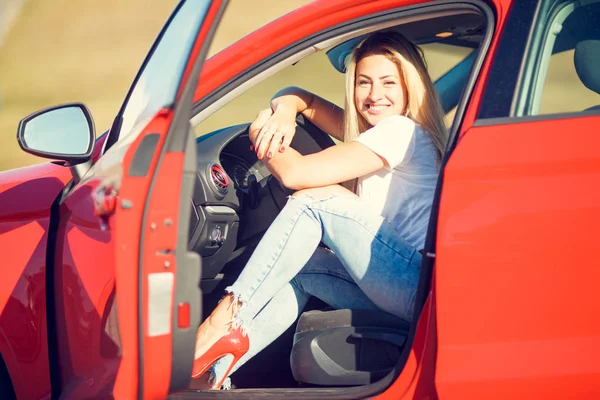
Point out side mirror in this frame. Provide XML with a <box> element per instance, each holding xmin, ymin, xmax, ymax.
<box><xmin>17</xmin><ymin>103</ymin><xmax>95</xmax><ymax>165</ymax></box>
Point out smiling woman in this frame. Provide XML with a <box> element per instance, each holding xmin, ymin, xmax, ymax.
<box><xmin>189</xmin><ymin>25</ymin><xmax>448</xmax><ymax>389</ymax></box>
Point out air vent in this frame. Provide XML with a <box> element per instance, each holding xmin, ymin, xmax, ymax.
<box><xmin>207</xmin><ymin>163</ymin><xmax>229</xmax><ymax>196</ymax></box>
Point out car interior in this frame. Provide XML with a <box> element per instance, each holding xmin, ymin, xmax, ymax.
<box><xmin>185</xmin><ymin>8</ymin><xmax>487</xmax><ymax>390</ymax></box>
<box><xmin>528</xmin><ymin>0</ymin><xmax>600</xmax><ymax>115</ymax></box>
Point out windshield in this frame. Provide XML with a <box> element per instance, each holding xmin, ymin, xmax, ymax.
<box><xmin>109</xmin><ymin>0</ymin><xmax>211</xmax><ymax>150</ymax></box>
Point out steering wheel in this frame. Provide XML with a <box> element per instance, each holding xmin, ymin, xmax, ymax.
<box><xmin>267</xmin><ymin>115</ymin><xmax>337</xmax><ymax>204</ymax></box>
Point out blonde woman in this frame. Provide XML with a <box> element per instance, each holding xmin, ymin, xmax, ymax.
<box><xmin>191</xmin><ymin>31</ymin><xmax>447</xmax><ymax>390</ymax></box>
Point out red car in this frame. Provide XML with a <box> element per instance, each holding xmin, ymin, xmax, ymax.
<box><xmin>1</xmin><ymin>0</ymin><xmax>599</xmax><ymax>398</ymax></box>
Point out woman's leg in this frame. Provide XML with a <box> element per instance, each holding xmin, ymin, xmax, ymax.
<box><xmin>195</xmin><ymin>192</ymin><xmax>421</xmax><ymax>383</ymax></box>
<box><xmin>228</xmin><ymin>192</ymin><xmax>420</xmax><ymax>324</ymax></box>
<box><xmin>210</xmin><ymin>247</ymin><xmax>384</xmax><ymax>387</ymax></box>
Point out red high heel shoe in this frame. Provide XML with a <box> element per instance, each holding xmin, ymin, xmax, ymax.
<box><xmin>191</xmin><ymin>328</ymin><xmax>249</xmax><ymax>389</ymax></box>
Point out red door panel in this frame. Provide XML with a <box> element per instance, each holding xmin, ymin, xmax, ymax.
<box><xmin>53</xmin><ymin>177</ymin><xmax>120</xmax><ymax>398</ymax></box>
<box><xmin>435</xmin><ymin>116</ymin><xmax>600</xmax><ymax>399</ymax></box>
<box><xmin>0</xmin><ymin>164</ymin><xmax>71</xmax><ymax>400</ymax></box>
<box><xmin>112</xmin><ymin>1</ymin><xmax>227</xmax><ymax>398</ymax></box>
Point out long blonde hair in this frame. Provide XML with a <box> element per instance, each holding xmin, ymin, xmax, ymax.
<box><xmin>343</xmin><ymin>31</ymin><xmax>448</xmax><ymax>162</ymax></box>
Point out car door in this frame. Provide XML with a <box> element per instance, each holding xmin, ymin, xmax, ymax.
<box><xmin>435</xmin><ymin>0</ymin><xmax>600</xmax><ymax>398</ymax></box>
<box><xmin>49</xmin><ymin>1</ymin><xmax>228</xmax><ymax>399</ymax></box>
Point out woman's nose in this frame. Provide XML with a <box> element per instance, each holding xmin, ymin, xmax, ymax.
<box><xmin>368</xmin><ymin>83</ymin><xmax>384</xmax><ymax>101</ymax></box>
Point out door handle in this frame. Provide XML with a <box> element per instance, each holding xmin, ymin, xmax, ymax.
<box><xmin>93</xmin><ymin>183</ymin><xmax>118</xmax><ymax>218</ymax></box>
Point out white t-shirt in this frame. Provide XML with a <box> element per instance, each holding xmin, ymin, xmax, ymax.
<box><xmin>353</xmin><ymin>115</ymin><xmax>439</xmax><ymax>250</ymax></box>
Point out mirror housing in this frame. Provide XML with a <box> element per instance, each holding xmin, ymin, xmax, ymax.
<box><xmin>17</xmin><ymin>103</ymin><xmax>95</xmax><ymax>165</ymax></box>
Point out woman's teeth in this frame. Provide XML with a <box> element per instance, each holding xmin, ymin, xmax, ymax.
<box><xmin>367</xmin><ymin>104</ymin><xmax>388</xmax><ymax>113</ymax></box>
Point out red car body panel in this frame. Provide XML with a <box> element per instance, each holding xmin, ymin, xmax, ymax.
<box><xmin>111</xmin><ymin>109</ymin><xmax>176</xmax><ymax>400</ymax></box>
<box><xmin>436</xmin><ymin>117</ymin><xmax>600</xmax><ymax>399</ymax></box>
<box><xmin>2</xmin><ymin>0</ymin><xmax>599</xmax><ymax>398</ymax></box>
<box><xmin>114</xmin><ymin>1</ymin><xmax>227</xmax><ymax>398</ymax></box>
<box><xmin>53</xmin><ymin>173</ymin><xmax>119</xmax><ymax>398</ymax></box>
<box><xmin>0</xmin><ymin>131</ymin><xmax>108</xmax><ymax>400</ymax></box>
<box><xmin>0</xmin><ymin>162</ymin><xmax>71</xmax><ymax>400</ymax></box>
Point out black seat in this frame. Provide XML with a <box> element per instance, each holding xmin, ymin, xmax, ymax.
<box><xmin>290</xmin><ymin>309</ymin><xmax>409</xmax><ymax>386</ymax></box>
<box><xmin>574</xmin><ymin>39</ymin><xmax>600</xmax><ymax>111</ymax></box>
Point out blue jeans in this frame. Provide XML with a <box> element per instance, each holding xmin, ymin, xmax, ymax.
<box><xmin>210</xmin><ymin>193</ymin><xmax>421</xmax><ymax>386</ymax></box>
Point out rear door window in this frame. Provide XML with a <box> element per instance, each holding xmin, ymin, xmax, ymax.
<box><xmin>515</xmin><ymin>0</ymin><xmax>600</xmax><ymax>116</ymax></box>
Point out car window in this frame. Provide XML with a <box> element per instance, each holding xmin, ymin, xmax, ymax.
<box><xmin>195</xmin><ymin>50</ymin><xmax>344</xmax><ymax>137</ymax></box>
<box><xmin>195</xmin><ymin>42</ymin><xmax>472</xmax><ymax>138</ymax></box>
<box><xmin>104</xmin><ymin>0</ymin><xmax>210</xmax><ymax>153</ymax></box>
<box><xmin>517</xmin><ymin>0</ymin><xmax>600</xmax><ymax>116</ymax></box>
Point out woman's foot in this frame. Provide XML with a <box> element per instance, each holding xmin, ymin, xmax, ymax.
<box><xmin>191</xmin><ymin>294</ymin><xmax>249</xmax><ymax>386</ymax></box>
<box><xmin>189</xmin><ymin>371</ymin><xmax>215</xmax><ymax>390</ymax></box>
<box><xmin>194</xmin><ymin>294</ymin><xmax>241</xmax><ymax>359</ymax></box>
<box><xmin>194</xmin><ymin>315</ymin><xmax>231</xmax><ymax>360</ymax></box>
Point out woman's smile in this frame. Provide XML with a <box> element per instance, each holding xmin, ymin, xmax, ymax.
<box><xmin>365</xmin><ymin>103</ymin><xmax>391</xmax><ymax>114</ymax></box>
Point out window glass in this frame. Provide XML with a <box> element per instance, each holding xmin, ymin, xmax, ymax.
<box><xmin>524</xmin><ymin>0</ymin><xmax>600</xmax><ymax>115</ymax></box>
<box><xmin>112</xmin><ymin>0</ymin><xmax>211</xmax><ymax>149</ymax></box>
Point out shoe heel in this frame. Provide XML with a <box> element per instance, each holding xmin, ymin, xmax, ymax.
<box><xmin>214</xmin><ymin>350</ymin><xmax>245</xmax><ymax>389</ymax></box>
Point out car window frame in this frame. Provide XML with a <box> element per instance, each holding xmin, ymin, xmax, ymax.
<box><xmin>477</xmin><ymin>0</ymin><xmax>600</xmax><ymax>124</ymax></box>
<box><xmin>514</xmin><ymin>0</ymin><xmax>585</xmax><ymax>116</ymax></box>
<box><xmin>191</xmin><ymin>2</ymin><xmax>492</xmax><ymax>128</ymax></box>
<box><xmin>476</xmin><ymin>0</ymin><xmax>540</xmax><ymax>121</ymax></box>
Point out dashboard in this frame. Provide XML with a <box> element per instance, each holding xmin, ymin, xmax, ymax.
<box><xmin>187</xmin><ymin>117</ymin><xmax>335</xmax><ymax>294</ymax></box>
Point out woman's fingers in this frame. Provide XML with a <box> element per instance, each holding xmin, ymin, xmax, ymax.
<box><xmin>266</xmin><ymin>129</ymin><xmax>285</xmax><ymax>159</ymax></box>
<box><xmin>279</xmin><ymin>129</ymin><xmax>294</xmax><ymax>152</ymax></box>
<box><xmin>256</xmin><ymin>124</ymin><xmax>277</xmax><ymax>159</ymax></box>
<box><xmin>250</xmin><ymin>108</ymin><xmax>297</xmax><ymax>158</ymax></box>
<box><xmin>250</xmin><ymin>109</ymin><xmax>273</xmax><ymax>144</ymax></box>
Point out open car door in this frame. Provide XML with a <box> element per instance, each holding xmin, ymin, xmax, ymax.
<box><xmin>102</xmin><ymin>1</ymin><xmax>228</xmax><ymax>398</ymax></box>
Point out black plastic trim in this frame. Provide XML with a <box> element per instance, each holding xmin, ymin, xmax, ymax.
<box><xmin>128</xmin><ymin>134</ymin><xmax>160</xmax><ymax>177</ymax></box>
<box><xmin>168</xmin><ymin>130</ymin><xmax>202</xmax><ymax>393</ymax></box>
<box><xmin>477</xmin><ymin>0</ymin><xmax>538</xmax><ymax>119</ymax></box>
<box><xmin>16</xmin><ymin>103</ymin><xmax>95</xmax><ymax>165</ymax></box>
<box><xmin>0</xmin><ymin>354</ymin><xmax>16</xmax><ymax>400</ymax></box>
<box><xmin>444</xmin><ymin>2</ymin><xmax>495</xmax><ymax>163</ymax></box>
<box><xmin>45</xmin><ymin>179</ymin><xmax>75</xmax><ymax>398</ymax></box>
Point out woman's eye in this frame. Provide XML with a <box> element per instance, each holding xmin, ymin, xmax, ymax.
<box><xmin>357</xmin><ymin>80</ymin><xmax>370</xmax><ymax>86</ymax></box>
<box><xmin>384</xmin><ymin>81</ymin><xmax>396</xmax><ymax>86</ymax></box>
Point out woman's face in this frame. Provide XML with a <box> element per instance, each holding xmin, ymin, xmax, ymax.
<box><xmin>354</xmin><ymin>53</ymin><xmax>406</xmax><ymax>127</ymax></box>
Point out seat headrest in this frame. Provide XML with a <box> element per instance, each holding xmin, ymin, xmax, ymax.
<box><xmin>574</xmin><ymin>40</ymin><xmax>600</xmax><ymax>95</ymax></box>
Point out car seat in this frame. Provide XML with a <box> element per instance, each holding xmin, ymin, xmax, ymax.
<box><xmin>290</xmin><ymin>308</ymin><xmax>410</xmax><ymax>386</ymax></box>
<box><xmin>574</xmin><ymin>39</ymin><xmax>600</xmax><ymax>111</ymax></box>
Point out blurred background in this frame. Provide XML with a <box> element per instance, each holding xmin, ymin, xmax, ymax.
<box><xmin>0</xmin><ymin>0</ymin><xmax>313</xmax><ymax>171</ymax></box>
<box><xmin>1</xmin><ymin>0</ymin><xmax>592</xmax><ymax>171</ymax></box>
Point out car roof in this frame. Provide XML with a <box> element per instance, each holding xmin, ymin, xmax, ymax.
<box><xmin>326</xmin><ymin>12</ymin><xmax>484</xmax><ymax>73</ymax></box>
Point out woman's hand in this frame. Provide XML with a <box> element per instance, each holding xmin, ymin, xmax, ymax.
<box><xmin>249</xmin><ymin>105</ymin><xmax>297</xmax><ymax>160</ymax></box>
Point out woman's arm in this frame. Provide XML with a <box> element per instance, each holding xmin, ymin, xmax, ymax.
<box><xmin>271</xmin><ymin>87</ymin><xmax>344</xmax><ymax>141</ymax></box>
<box><xmin>252</xmin><ymin>87</ymin><xmax>344</xmax><ymax>160</ymax></box>
<box><xmin>260</xmin><ymin>140</ymin><xmax>386</xmax><ymax>190</ymax></box>
<box><xmin>250</xmin><ymin>109</ymin><xmax>386</xmax><ymax>190</ymax></box>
